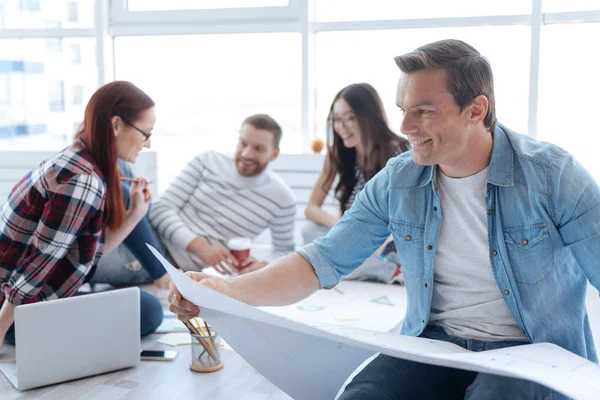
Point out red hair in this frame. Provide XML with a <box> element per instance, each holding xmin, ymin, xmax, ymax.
<box><xmin>75</xmin><ymin>81</ymin><xmax>155</xmax><ymax>230</ymax></box>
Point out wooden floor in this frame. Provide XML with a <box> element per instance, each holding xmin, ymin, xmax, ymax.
<box><xmin>0</xmin><ymin>333</ymin><xmax>292</xmax><ymax>400</ymax></box>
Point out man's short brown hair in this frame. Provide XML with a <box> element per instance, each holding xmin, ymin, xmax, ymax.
<box><xmin>242</xmin><ymin>114</ymin><xmax>282</xmax><ymax>148</ymax></box>
<box><xmin>395</xmin><ymin>39</ymin><xmax>497</xmax><ymax>133</ymax></box>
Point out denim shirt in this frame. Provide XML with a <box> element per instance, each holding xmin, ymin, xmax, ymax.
<box><xmin>298</xmin><ymin>125</ymin><xmax>600</xmax><ymax>362</ymax></box>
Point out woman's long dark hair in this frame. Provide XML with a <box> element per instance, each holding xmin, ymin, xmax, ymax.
<box><xmin>75</xmin><ymin>81</ymin><xmax>154</xmax><ymax>230</ymax></box>
<box><xmin>324</xmin><ymin>83</ymin><xmax>410</xmax><ymax>214</ymax></box>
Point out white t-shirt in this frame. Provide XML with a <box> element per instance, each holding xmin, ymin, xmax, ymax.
<box><xmin>429</xmin><ymin>166</ymin><xmax>527</xmax><ymax>342</ymax></box>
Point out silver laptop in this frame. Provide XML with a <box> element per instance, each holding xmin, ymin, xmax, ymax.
<box><xmin>0</xmin><ymin>287</ymin><xmax>140</xmax><ymax>390</ymax></box>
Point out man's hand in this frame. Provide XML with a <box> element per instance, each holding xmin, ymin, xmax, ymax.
<box><xmin>189</xmin><ymin>240</ymin><xmax>240</xmax><ymax>274</ymax></box>
<box><xmin>168</xmin><ymin>272</ymin><xmax>226</xmax><ymax>321</ymax></box>
<box><xmin>238</xmin><ymin>256</ymin><xmax>268</xmax><ymax>274</ymax></box>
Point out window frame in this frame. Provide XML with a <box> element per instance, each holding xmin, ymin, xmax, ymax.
<box><xmin>0</xmin><ymin>0</ymin><xmax>599</xmax><ymax>149</ymax></box>
<box><xmin>111</xmin><ymin>0</ymin><xmax>301</xmax><ymax>26</ymax></box>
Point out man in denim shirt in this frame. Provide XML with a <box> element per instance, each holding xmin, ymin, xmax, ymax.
<box><xmin>169</xmin><ymin>40</ymin><xmax>599</xmax><ymax>399</ymax></box>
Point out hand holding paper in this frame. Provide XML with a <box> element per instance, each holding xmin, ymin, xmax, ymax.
<box><xmin>148</xmin><ymin>244</ymin><xmax>600</xmax><ymax>400</ymax></box>
<box><xmin>168</xmin><ymin>271</ymin><xmax>221</xmax><ymax>320</ymax></box>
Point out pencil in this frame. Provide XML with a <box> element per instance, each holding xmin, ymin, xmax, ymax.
<box><xmin>184</xmin><ymin>320</ymin><xmax>219</xmax><ymax>361</ymax></box>
<box><xmin>204</xmin><ymin>321</ymin><xmax>212</xmax><ymax>336</ymax></box>
<box><xmin>120</xmin><ymin>177</ymin><xmax>154</xmax><ymax>184</ymax></box>
<box><xmin>194</xmin><ymin>317</ymin><xmax>207</xmax><ymax>336</ymax></box>
<box><xmin>182</xmin><ymin>320</ymin><xmax>199</xmax><ymax>335</ymax></box>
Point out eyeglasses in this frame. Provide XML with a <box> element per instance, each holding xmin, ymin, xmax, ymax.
<box><xmin>330</xmin><ymin>115</ymin><xmax>358</xmax><ymax>129</ymax></box>
<box><xmin>120</xmin><ymin>116</ymin><xmax>152</xmax><ymax>142</ymax></box>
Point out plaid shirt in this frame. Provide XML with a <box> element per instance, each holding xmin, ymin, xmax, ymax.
<box><xmin>0</xmin><ymin>143</ymin><xmax>106</xmax><ymax>305</ymax></box>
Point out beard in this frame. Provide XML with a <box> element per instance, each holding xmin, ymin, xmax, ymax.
<box><xmin>235</xmin><ymin>157</ymin><xmax>269</xmax><ymax>177</ymax></box>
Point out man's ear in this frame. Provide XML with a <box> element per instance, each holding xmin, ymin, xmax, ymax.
<box><xmin>111</xmin><ymin>116</ymin><xmax>121</xmax><ymax>137</ymax></box>
<box><xmin>271</xmin><ymin>147</ymin><xmax>280</xmax><ymax>161</ymax></box>
<box><xmin>468</xmin><ymin>95</ymin><xmax>489</xmax><ymax>126</ymax></box>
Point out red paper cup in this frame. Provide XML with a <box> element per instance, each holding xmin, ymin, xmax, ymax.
<box><xmin>227</xmin><ymin>237</ymin><xmax>252</xmax><ymax>264</ymax></box>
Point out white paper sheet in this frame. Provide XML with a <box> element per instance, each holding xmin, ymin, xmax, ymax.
<box><xmin>261</xmin><ymin>280</ymin><xmax>406</xmax><ymax>333</ymax></box>
<box><xmin>148</xmin><ymin>245</ymin><xmax>600</xmax><ymax>400</ymax></box>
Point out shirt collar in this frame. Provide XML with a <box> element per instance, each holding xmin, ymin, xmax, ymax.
<box><xmin>417</xmin><ymin>124</ymin><xmax>514</xmax><ymax>190</ymax></box>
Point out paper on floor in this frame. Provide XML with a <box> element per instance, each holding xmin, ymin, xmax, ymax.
<box><xmin>157</xmin><ymin>333</ymin><xmax>192</xmax><ymax>346</ymax></box>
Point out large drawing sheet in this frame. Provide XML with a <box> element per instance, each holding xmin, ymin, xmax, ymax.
<box><xmin>148</xmin><ymin>245</ymin><xmax>600</xmax><ymax>400</ymax></box>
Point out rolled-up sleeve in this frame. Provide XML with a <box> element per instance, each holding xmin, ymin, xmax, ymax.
<box><xmin>553</xmin><ymin>151</ymin><xmax>600</xmax><ymax>291</ymax></box>
<box><xmin>297</xmin><ymin>166</ymin><xmax>392</xmax><ymax>289</ymax></box>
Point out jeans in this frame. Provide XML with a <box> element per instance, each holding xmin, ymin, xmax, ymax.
<box><xmin>4</xmin><ymin>290</ymin><xmax>163</xmax><ymax>346</ymax></box>
<box><xmin>91</xmin><ymin>163</ymin><xmax>168</xmax><ymax>286</ymax></box>
<box><xmin>302</xmin><ymin>221</ymin><xmax>399</xmax><ymax>284</ymax></box>
<box><xmin>339</xmin><ymin>326</ymin><xmax>567</xmax><ymax>400</ymax></box>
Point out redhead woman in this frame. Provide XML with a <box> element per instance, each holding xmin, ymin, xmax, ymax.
<box><xmin>0</xmin><ymin>81</ymin><xmax>163</xmax><ymax>349</ymax></box>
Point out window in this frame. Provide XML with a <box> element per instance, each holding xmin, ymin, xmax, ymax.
<box><xmin>314</xmin><ymin>26</ymin><xmax>531</xmax><ymax>141</ymax></box>
<box><xmin>537</xmin><ymin>23</ymin><xmax>600</xmax><ymax>179</ymax></box>
<box><xmin>71</xmin><ymin>84</ymin><xmax>83</xmax><ymax>105</ymax></box>
<box><xmin>67</xmin><ymin>1</ymin><xmax>78</xmax><ymax>23</ymax></box>
<box><xmin>127</xmin><ymin>0</ymin><xmax>289</xmax><ymax>11</ymax></box>
<box><xmin>542</xmin><ymin>0</ymin><xmax>600</xmax><ymax>12</ymax></box>
<box><xmin>0</xmin><ymin>4</ymin><xmax>5</xmax><ymax>28</ymax></box>
<box><xmin>45</xmin><ymin>21</ymin><xmax>63</xmax><ymax>53</ymax></box>
<box><xmin>0</xmin><ymin>0</ymin><xmax>94</xmax><ymax>29</ymax></box>
<box><xmin>70</xmin><ymin>44</ymin><xmax>81</xmax><ymax>64</ymax></box>
<box><xmin>115</xmin><ymin>33</ymin><xmax>301</xmax><ymax>185</ymax></box>
<box><xmin>0</xmin><ymin>38</ymin><xmax>96</xmax><ymax>150</ymax></box>
<box><xmin>112</xmin><ymin>0</ymin><xmax>299</xmax><ymax>25</ymax></box>
<box><xmin>19</xmin><ymin>0</ymin><xmax>40</xmax><ymax>12</ymax></box>
<box><xmin>315</xmin><ymin>0</ymin><xmax>529</xmax><ymax>22</ymax></box>
<box><xmin>48</xmin><ymin>81</ymin><xmax>65</xmax><ymax>112</ymax></box>
<box><xmin>0</xmin><ymin>73</ymin><xmax>9</xmax><ymax>104</ymax></box>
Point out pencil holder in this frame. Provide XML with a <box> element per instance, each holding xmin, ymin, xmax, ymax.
<box><xmin>189</xmin><ymin>333</ymin><xmax>223</xmax><ymax>373</ymax></box>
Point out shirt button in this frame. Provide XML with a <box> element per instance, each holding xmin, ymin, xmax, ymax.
<box><xmin>504</xmin><ymin>290</ymin><xmax>510</xmax><ymax>295</ymax></box>
<box><xmin>433</xmin><ymin>207</ymin><xmax>438</xmax><ymax>212</ymax></box>
<box><xmin>487</xmin><ymin>209</ymin><xmax>492</xmax><ymax>215</ymax></box>
<box><xmin>522</xmin><ymin>239</ymin><xmax>528</xmax><ymax>245</ymax></box>
<box><xmin>427</xmin><ymin>245</ymin><xmax>433</xmax><ymax>250</ymax></box>
<box><xmin>492</xmin><ymin>250</ymin><xmax>497</xmax><ymax>256</ymax></box>
<box><xmin>424</xmin><ymin>282</ymin><xmax>428</xmax><ymax>288</ymax></box>
<box><xmin>422</xmin><ymin>320</ymin><xmax>425</xmax><ymax>323</ymax></box>
<box><xmin>405</xmin><ymin>235</ymin><xmax>411</xmax><ymax>241</ymax></box>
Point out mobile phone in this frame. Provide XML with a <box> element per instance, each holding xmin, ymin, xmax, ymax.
<box><xmin>140</xmin><ymin>350</ymin><xmax>178</xmax><ymax>361</ymax></box>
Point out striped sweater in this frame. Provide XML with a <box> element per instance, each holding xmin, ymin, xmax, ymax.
<box><xmin>148</xmin><ymin>151</ymin><xmax>296</xmax><ymax>270</ymax></box>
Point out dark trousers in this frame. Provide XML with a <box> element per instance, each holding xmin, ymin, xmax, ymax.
<box><xmin>339</xmin><ymin>326</ymin><xmax>567</xmax><ymax>400</ymax></box>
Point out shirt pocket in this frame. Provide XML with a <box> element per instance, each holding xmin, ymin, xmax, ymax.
<box><xmin>502</xmin><ymin>223</ymin><xmax>553</xmax><ymax>284</ymax></box>
<box><xmin>389</xmin><ymin>219</ymin><xmax>425</xmax><ymax>277</ymax></box>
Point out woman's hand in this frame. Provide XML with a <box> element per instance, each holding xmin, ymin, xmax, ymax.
<box><xmin>168</xmin><ymin>272</ymin><xmax>226</xmax><ymax>321</ymax></box>
<box><xmin>128</xmin><ymin>178</ymin><xmax>151</xmax><ymax>223</ymax></box>
<box><xmin>0</xmin><ymin>301</ymin><xmax>16</xmax><ymax>352</ymax></box>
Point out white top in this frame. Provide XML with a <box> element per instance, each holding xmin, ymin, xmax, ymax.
<box><xmin>149</xmin><ymin>151</ymin><xmax>296</xmax><ymax>270</ymax></box>
<box><xmin>429</xmin><ymin>166</ymin><xmax>527</xmax><ymax>342</ymax></box>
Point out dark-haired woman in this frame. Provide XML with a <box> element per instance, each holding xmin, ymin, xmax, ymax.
<box><xmin>0</xmin><ymin>81</ymin><xmax>163</xmax><ymax>349</ymax></box>
<box><xmin>303</xmin><ymin>83</ymin><xmax>410</xmax><ymax>283</ymax></box>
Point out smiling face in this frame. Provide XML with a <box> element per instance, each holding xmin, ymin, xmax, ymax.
<box><xmin>396</xmin><ymin>69</ymin><xmax>492</xmax><ymax>177</ymax></box>
<box><xmin>113</xmin><ymin>106</ymin><xmax>155</xmax><ymax>163</ymax></box>
<box><xmin>234</xmin><ymin>123</ymin><xmax>279</xmax><ymax>177</ymax></box>
<box><xmin>397</xmin><ymin>70</ymin><xmax>476</xmax><ymax>169</ymax></box>
<box><xmin>331</xmin><ymin>98</ymin><xmax>362</xmax><ymax>150</ymax></box>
